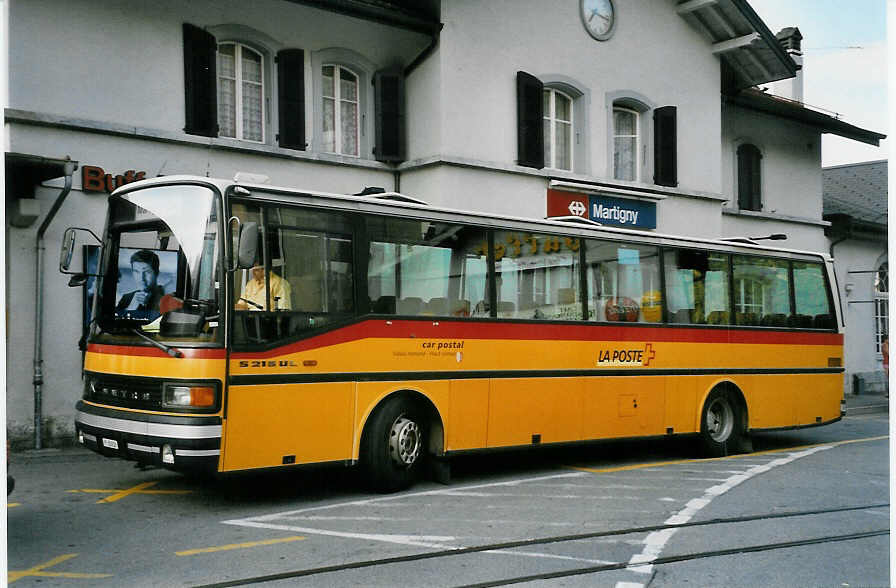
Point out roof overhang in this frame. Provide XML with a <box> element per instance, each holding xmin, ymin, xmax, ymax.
<box><xmin>726</xmin><ymin>89</ymin><xmax>887</xmax><ymax>146</ymax></box>
<box><xmin>282</xmin><ymin>0</ymin><xmax>441</xmax><ymax>35</ymax></box>
<box><xmin>5</xmin><ymin>152</ymin><xmax>79</xmax><ymax>200</ymax></box>
<box><xmin>824</xmin><ymin>213</ymin><xmax>887</xmax><ymax>242</ymax></box>
<box><xmin>676</xmin><ymin>0</ymin><xmax>797</xmax><ymax>90</ymax></box>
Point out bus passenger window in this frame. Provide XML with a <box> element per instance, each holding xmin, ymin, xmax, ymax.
<box><xmin>793</xmin><ymin>261</ymin><xmax>833</xmax><ymax>329</ymax></box>
<box><xmin>585</xmin><ymin>241</ymin><xmax>660</xmax><ymax>323</ymax></box>
<box><xmin>663</xmin><ymin>249</ymin><xmax>730</xmax><ymax>325</ymax></box>
<box><xmin>732</xmin><ymin>255</ymin><xmax>791</xmax><ymax>327</ymax></box>
<box><xmin>366</xmin><ymin>217</ymin><xmax>486</xmax><ymax>318</ymax></box>
<box><xmin>492</xmin><ymin>232</ymin><xmax>582</xmax><ymax>320</ymax></box>
<box><xmin>232</xmin><ymin>204</ymin><xmax>354</xmax><ymax>346</ymax></box>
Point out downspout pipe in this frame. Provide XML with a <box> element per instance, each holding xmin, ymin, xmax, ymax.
<box><xmin>33</xmin><ymin>158</ymin><xmax>76</xmax><ymax>449</ymax></box>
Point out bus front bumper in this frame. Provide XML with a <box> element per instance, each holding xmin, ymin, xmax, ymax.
<box><xmin>75</xmin><ymin>401</ymin><xmax>221</xmax><ymax>471</ymax></box>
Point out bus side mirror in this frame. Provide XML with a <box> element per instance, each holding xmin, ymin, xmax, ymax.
<box><xmin>237</xmin><ymin>222</ymin><xmax>258</xmax><ymax>269</ymax></box>
<box><xmin>60</xmin><ymin>228</ymin><xmax>77</xmax><ymax>271</ymax></box>
<box><xmin>59</xmin><ymin>227</ymin><xmax>102</xmax><ymax>278</ymax></box>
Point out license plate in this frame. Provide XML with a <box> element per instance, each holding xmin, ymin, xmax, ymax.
<box><xmin>102</xmin><ymin>438</ymin><xmax>119</xmax><ymax>450</ymax></box>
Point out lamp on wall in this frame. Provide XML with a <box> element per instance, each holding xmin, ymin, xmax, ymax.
<box><xmin>844</xmin><ymin>282</ymin><xmax>854</xmax><ymax>296</ymax></box>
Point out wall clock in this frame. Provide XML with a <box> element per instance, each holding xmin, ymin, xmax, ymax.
<box><xmin>581</xmin><ymin>0</ymin><xmax>616</xmax><ymax>41</ymax></box>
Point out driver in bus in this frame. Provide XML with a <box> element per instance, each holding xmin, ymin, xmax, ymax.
<box><xmin>115</xmin><ymin>249</ymin><xmax>165</xmax><ymax>319</ymax></box>
<box><xmin>235</xmin><ymin>264</ymin><xmax>292</xmax><ymax>311</ymax></box>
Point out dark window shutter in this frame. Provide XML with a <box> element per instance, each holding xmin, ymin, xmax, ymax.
<box><xmin>183</xmin><ymin>23</ymin><xmax>217</xmax><ymax>137</ymax></box>
<box><xmin>516</xmin><ymin>71</ymin><xmax>544</xmax><ymax>169</ymax></box>
<box><xmin>374</xmin><ymin>69</ymin><xmax>406</xmax><ymax>163</ymax></box>
<box><xmin>737</xmin><ymin>144</ymin><xmax>762</xmax><ymax>211</ymax></box>
<box><xmin>653</xmin><ymin>106</ymin><xmax>677</xmax><ymax>187</ymax></box>
<box><xmin>277</xmin><ymin>49</ymin><xmax>305</xmax><ymax>150</ymax></box>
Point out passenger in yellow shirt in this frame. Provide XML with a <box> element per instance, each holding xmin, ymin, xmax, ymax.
<box><xmin>235</xmin><ymin>265</ymin><xmax>292</xmax><ymax>310</ymax></box>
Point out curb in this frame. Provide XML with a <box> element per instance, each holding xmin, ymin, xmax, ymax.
<box><xmin>847</xmin><ymin>403</ymin><xmax>889</xmax><ymax>416</ymax></box>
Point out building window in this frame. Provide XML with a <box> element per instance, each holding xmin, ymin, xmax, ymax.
<box><xmin>322</xmin><ymin>65</ymin><xmax>360</xmax><ymax>156</ymax></box>
<box><xmin>734</xmin><ymin>277</ymin><xmax>764</xmax><ymax>315</ymax></box>
<box><xmin>737</xmin><ymin>143</ymin><xmax>762</xmax><ymax>211</ymax></box>
<box><xmin>875</xmin><ymin>261</ymin><xmax>888</xmax><ymax>353</ymax></box>
<box><xmin>613</xmin><ymin>107</ymin><xmax>639</xmax><ymax>181</ymax></box>
<box><xmin>543</xmin><ymin>88</ymin><xmax>573</xmax><ymax>171</ymax></box>
<box><xmin>217</xmin><ymin>42</ymin><xmax>265</xmax><ymax>142</ymax></box>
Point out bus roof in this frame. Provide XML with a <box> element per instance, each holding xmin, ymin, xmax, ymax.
<box><xmin>112</xmin><ymin>174</ymin><xmax>832</xmax><ymax>263</ymax></box>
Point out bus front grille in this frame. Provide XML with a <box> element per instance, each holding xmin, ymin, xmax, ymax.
<box><xmin>83</xmin><ymin>374</ymin><xmax>163</xmax><ymax>410</ymax></box>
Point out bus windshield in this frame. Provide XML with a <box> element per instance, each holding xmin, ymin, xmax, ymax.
<box><xmin>93</xmin><ymin>184</ymin><xmax>221</xmax><ymax>345</ymax></box>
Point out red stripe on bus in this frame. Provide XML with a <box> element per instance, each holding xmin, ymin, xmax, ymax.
<box><xmin>86</xmin><ymin>344</ymin><xmax>226</xmax><ymax>359</ymax></box>
<box><xmin>232</xmin><ymin>320</ymin><xmax>843</xmax><ymax>359</ymax></box>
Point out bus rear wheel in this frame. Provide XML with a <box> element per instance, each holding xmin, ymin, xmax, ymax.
<box><xmin>361</xmin><ymin>397</ymin><xmax>426</xmax><ymax>493</ymax></box>
<box><xmin>699</xmin><ymin>389</ymin><xmax>741</xmax><ymax>457</ymax></box>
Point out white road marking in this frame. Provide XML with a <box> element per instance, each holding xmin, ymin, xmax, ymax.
<box><xmin>225</xmin><ymin>519</ymin><xmax>459</xmax><ymax>550</ymax></box>
<box><xmin>290</xmin><ymin>516</ymin><xmax>596</xmax><ymax>528</ymax></box>
<box><xmin>625</xmin><ymin>445</ymin><xmax>832</xmax><ymax>575</ymax></box>
<box><xmin>434</xmin><ymin>491</ymin><xmax>641</xmax><ymax>500</ymax></box>
<box><xmin>223</xmin><ymin>472</ymin><xmax>587</xmax><ymax>550</ymax></box>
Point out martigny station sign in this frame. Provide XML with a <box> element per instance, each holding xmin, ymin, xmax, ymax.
<box><xmin>546</xmin><ymin>189</ymin><xmax>657</xmax><ymax>230</ymax></box>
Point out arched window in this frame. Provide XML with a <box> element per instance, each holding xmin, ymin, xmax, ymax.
<box><xmin>322</xmin><ymin>64</ymin><xmax>360</xmax><ymax>156</ymax></box>
<box><xmin>217</xmin><ymin>42</ymin><xmax>265</xmax><ymax>142</ymax></box>
<box><xmin>613</xmin><ymin>106</ymin><xmax>640</xmax><ymax>181</ymax></box>
<box><xmin>875</xmin><ymin>261</ymin><xmax>888</xmax><ymax>353</ymax></box>
<box><xmin>543</xmin><ymin>88</ymin><xmax>573</xmax><ymax>171</ymax></box>
<box><xmin>737</xmin><ymin>143</ymin><xmax>762</xmax><ymax>211</ymax></box>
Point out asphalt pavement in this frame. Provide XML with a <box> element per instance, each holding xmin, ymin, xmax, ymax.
<box><xmin>6</xmin><ymin>398</ymin><xmax>889</xmax><ymax>587</ymax></box>
<box><xmin>845</xmin><ymin>388</ymin><xmax>890</xmax><ymax>415</ymax></box>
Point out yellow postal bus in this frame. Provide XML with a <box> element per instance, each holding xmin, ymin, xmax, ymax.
<box><xmin>62</xmin><ymin>175</ymin><xmax>843</xmax><ymax>491</ymax></box>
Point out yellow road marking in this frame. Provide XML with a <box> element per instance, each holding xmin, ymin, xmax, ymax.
<box><xmin>570</xmin><ymin>435</ymin><xmax>889</xmax><ymax>474</ymax></box>
<box><xmin>176</xmin><ymin>535</ymin><xmax>306</xmax><ymax>556</ymax></box>
<box><xmin>8</xmin><ymin>553</ymin><xmax>112</xmax><ymax>584</ymax></box>
<box><xmin>66</xmin><ymin>481</ymin><xmax>192</xmax><ymax>503</ymax></box>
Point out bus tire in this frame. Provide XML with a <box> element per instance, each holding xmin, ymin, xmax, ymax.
<box><xmin>699</xmin><ymin>388</ymin><xmax>740</xmax><ymax>457</ymax></box>
<box><xmin>360</xmin><ymin>396</ymin><xmax>426</xmax><ymax>493</ymax></box>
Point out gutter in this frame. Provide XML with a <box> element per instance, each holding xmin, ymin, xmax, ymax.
<box><xmin>33</xmin><ymin>158</ymin><xmax>76</xmax><ymax>449</ymax></box>
<box><xmin>404</xmin><ymin>22</ymin><xmax>442</xmax><ymax>77</ymax></box>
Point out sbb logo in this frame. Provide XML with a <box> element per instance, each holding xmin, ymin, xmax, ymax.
<box><xmin>568</xmin><ymin>200</ymin><xmax>587</xmax><ymax>217</ymax></box>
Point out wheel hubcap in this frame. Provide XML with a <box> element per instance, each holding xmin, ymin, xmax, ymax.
<box><xmin>388</xmin><ymin>416</ymin><xmax>421</xmax><ymax>467</ymax></box>
<box><xmin>707</xmin><ymin>398</ymin><xmax>734</xmax><ymax>442</ymax></box>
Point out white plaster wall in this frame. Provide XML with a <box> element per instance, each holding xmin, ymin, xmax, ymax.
<box><xmin>10</xmin><ymin>0</ymin><xmax>428</xmax><ymax>135</ymax></box>
<box><xmin>436</xmin><ymin>0</ymin><xmax>723</xmax><ymax>195</ymax></box>
<box><xmin>405</xmin><ymin>41</ymin><xmax>442</xmax><ymax>162</ymax></box>
<box><xmin>6</xmin><ymin>183</ymin><xmax>106</xmax><ymax>444</ymax></box>
<box><xmin>829</xmin><ymin>239</ymin><xmax>888</xmax><ymax>384</ymax></box>
<box><xmin>401</xmin><ymin>165</ymin><xmax>549</xmax><ymax>219</ymax></box>
<box><xmin>721</xmin><ymin>103</ymin><xmax>823</xmax><ymax>219</ymax></box>
<box><xmin>720</xmin><ymin>214</ymin><xmax>828</xmax><ymax>253</ymax></box>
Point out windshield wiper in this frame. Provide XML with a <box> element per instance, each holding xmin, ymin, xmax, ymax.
<box><xmin>129</xmin><ymin>328</ymin><xmax>184</xmax><ymax>358</ymax></box>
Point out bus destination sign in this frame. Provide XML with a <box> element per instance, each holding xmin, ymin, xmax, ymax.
<box><xmin>546</xmin><ymin>188</ymin><xmax>656</xmax><ymax>229</ymax></box>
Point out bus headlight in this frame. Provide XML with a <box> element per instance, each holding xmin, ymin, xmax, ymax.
<box><xmin>163</xmin><ymin>383</ymin><xmax>217</xmax><ymax>409</ymax></box>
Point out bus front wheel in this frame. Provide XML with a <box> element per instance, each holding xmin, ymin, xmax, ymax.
<box><xmin>699</xmin><ymin>389</ymin><xmax>741</xmax><ymax>457</ymax></box>
<box><xmin>361</xmin><ymin>396</ymin><xmax>426</xmax><ymax>493</ymax></box>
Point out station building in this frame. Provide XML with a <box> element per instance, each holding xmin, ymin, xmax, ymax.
<box><xmin>823</xmin><ymin>160</ymin><xmax>889</xmax><ymax>393</ymax></box>
<box><xmin>4</xmin><ymin>0</ymin><xmax>885</xmax><ymax>446</ymax></box>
